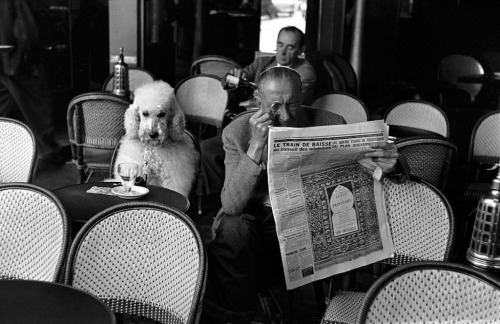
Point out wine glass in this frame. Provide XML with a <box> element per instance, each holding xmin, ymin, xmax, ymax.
<box><xmin>117</xmin><ymin>163</ymin><xmax>139</xmax><ymax>193</ymax></box>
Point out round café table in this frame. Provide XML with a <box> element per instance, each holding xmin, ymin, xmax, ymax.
<box><xmin>0</xmin><ymin>279</ymin><xmax>115</xmax><ymax>324</ymax></box>
<box><xmin>52</xmin><ymin>182</ymin><xmax>190</xmax><ymax>224</ymax></box>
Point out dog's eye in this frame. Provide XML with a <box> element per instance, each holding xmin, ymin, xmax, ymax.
<box><xmin>142</xmin><ymin>112</ymin><xmax>149</xmax><ymax>117</ymax></box>
<box><xmin>157</xmin><ymin>112</ymin><xmax>166</xmax><ymax>118</ymax></box>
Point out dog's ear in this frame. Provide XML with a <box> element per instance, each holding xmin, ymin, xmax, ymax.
<box><xmin>168</xmin><ymin>97</ymin><xmax>186</xmax><ymax>141</ymax></box>
<box><xmin>124</xmin><ymin>103</ymin><xmax>140</xmax><ymax>139</ymax></box>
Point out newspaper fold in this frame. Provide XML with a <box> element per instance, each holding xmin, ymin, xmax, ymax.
<box><xmin>267</xmin><ymin>120</ymin><xmax>395</xmax><ymax>289</ymax></box>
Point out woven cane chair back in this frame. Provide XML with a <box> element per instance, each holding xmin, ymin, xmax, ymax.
<box><xmin>321</xmin><ymin>177</ymin><xmax>455</xmax><ymax>324</ymax></box>
<box><xmin>0</xmin><ymin>183</ymin><xmax>69</xmax><ymax>281</ymax></box>
<box><xmin>190</xmin><ymin>55</ymin><xmax>241</xmax><ymax>79</ymax></box>
<box><xmin>0</xmin><ymin>118</ymin><xmax>37</xmax><ymax>183</ymax></box>
<box><xmin>383</xmin><ymin>176</ymin><xmax>455</xmax><ymax>265</ymax></box>
<box><xmin>175</xmin><ymin>74</ymin><xmax>229</xmax><ymax>133</ymax></box>
<box><xmin>358</xmin><ymin>261</ymin><xmax>500</xmax><ymax>323</ymax></box>
<box><xmin>102</xmin><ymin>67</ymin><xmax>155</xmax><ymax>93</ymax></box>
<box><xmin>311</xmin><ymin>93</ymin><xmax>369</xmax><ymax>124</ymax></box>
<box><xmin>384</xmin><ymin>100</ymin><xmax>450</xmax><ymax>137</ymax></box>
<box><xmin>469</xmin><ymin>111</ymin><xmax>500</xmax><ymax>165</ymax></box>
<box><xmin>437</xmin><ymin>54</ymin><xmax>484</xmax><ymax>102</ymax></box>
<box><xmin>67</xmin><ymin>92</ymin><xmax>130</xmax><ymax>183</ymax></box>
<box><xmin>395</xmin><ymin>136</ymin><xmax>457</xmax><ymax>193</ymax></box>
<box><xmin>65</xmin><ymin>202</ymin><xmax>206</xmax><ymax>324</ymax></box>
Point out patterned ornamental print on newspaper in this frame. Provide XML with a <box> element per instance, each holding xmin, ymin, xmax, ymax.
<box><xmin>301</xmin><ymin>162</ymin><xmax>383</xmax><ymax>271</ymax></box>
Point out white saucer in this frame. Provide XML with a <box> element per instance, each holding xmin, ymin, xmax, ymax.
<box><xmin>111</xmin><ymin>186</ymin><xmax>149</xmax><ymax>199</ymax></box>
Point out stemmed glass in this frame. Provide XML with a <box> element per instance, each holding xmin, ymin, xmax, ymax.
<box><xmin>117</xmin><ymin>163</ymin><xmax>139</xmax><ymax>193</ymax></box>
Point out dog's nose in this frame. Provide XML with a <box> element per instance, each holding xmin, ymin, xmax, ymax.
<box><xmin>149</xmin><ymin>132</ymin><xmax>159</xmax><ymax>139</ymax></box>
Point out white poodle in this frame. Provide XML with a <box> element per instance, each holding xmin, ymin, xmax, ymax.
<box><xmin>113</xmin><ymin>80</ymin><xmax>199</xmax><ymax>198</ymax></box>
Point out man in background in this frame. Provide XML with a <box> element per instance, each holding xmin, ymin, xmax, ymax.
<box><xmin>201</xmin><ymin>26</ymin><xmax>316</xmax><ymax>204</ymax></box>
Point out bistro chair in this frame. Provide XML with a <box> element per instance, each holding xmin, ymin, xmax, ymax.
<box><xmin>0</xmin><ymin>183</ymin><xmax>69</xmax><ymax>282</ymax></box>
<box><xmin>175</xmin><ymin>74</ymin><xmax>229</xmax><ymax>137</ymax></box>
<box><xmin>311</xmin><ymin>92</ymin><xmax>369</xmax><ymax>124</ymax></box>
<box><xmin>175</xmin><ymin>74</ymin><xmax>229</xmax><ymax>215</ymax></box>
<box><xmin>65</xmin><ymin>202</ymin><xmax>207</xmax><ymax>324</ymax></box>
<box><xmin>102</xmin><ymin>67</ymin><xmax>155</xmax><ymax>93</ymax></box>
<box><xmin>464</xmin><ymin>110</ymin><xmax>500</xmax><ymax>202</ymax></box>
<box><xmin>331</xmin><ymin>53</ymin><xmax>359</xmax><ymax>96</ymax></box>
<box><xmin>353</xmin><ymin>261</ymin><xmax>500</xmax><ymax>324</ymax></box>
<box><xmin>437</xmin><ymin>54</ymin><xmax>484</xmax><ymax>105</ymax></box>
<box><xmin>322</xmin><ymin>176</ymin><xmax>455</xmax><ymax>324</ymax></box>
<box><xmin>395</xmin><ymin>136</ymin><xmax>458</xmax><ymax>193</ymax></box>
<box><xmin>0</xmin><ymin>117</ymin><xmax>37</xmax><ymax>183</ymax></box>
<box><xmin>190</xmin><ymin>55</ymin><xmax>241</xmax><ymax>79</ymax></box>
<box><xmin>462</xmin><ymin>111</ymin><xmax>500</xmax><ymax>239</ymax></box>
<box><xmin>384</xmin><ymin>100</ymin><xmax>450</xmax><ymax>138</ymax></box>
<box><xmin>323</xmin><ymin>59</ymin><xmax>347</xmax><ymax>93</ymax></box>
<box><xmin>67</xmin><ymin>92</ymin><xmax>130</xmax><ymax>183</ymax></box>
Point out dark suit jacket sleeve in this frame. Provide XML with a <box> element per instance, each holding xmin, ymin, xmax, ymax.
<box><xmin>220</xmin><ymin>118</ymin><xmax>265</xmax><ymax>215</ymax></box>
<box><xmin>240</xmin><ymin>56</ymin><xmax>276</xmax><ymax>83</ymax></box>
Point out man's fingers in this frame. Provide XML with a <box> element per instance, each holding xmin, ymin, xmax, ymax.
<box><xmin>365</xmin><ymin>150</ymin><xmax>399</xmax><ymax>158</ymax></box>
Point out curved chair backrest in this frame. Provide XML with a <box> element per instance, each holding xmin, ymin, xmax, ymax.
<box><xmin>65</xmin><ymin>202</ymin><xmax>206</xmax><ymax>324</ymax></box>
<box><xmin>384</xmin><ymin>100</ymin><xmax>450</xmax><ymax>138</ymax></box>
<box><xmin>67</xmin><ymin>92</ymin><xmax>131</xmax><ymax>183</ymax></box>
<box><xmin>437</xmin><ymin>54</ymin><xmax>484</xmax><ymax>102</ymax></box>
<box><xmin>468</xmin><ymin>110</ymin><xmax>500</xmax><ymax>165</ymax></box>
<box><xmin>358</xmin><ymin>261</ymin><xmax>500</xmax><ymax>323</ymax></box>
<box><xmin>311</xmin><ymin>92</ymin><xmax>369</xmax><ymax>124</ymax></box>
<box><xmin>0</xmin><ymin>183</ymin><xmax>69</xmax><ymax>281</ymax></box>
<box><xmin>102</xmin><ymin>67</ymin><xmax>155</xmax><ymax>93</ymax></box>
<box><xmin>190</xmin><ymin>55</ymin><xmax>241</xmax><ymax>79</ymax></box>
<box><xmin>395</xmin><ymin>136</ymin><xmax>458</xmax><ymax>193</ymax></box>
<box><xmin>175</xmin><ymin>74</ymin><xmax>229</xmax><ymax>130</ymax></box>
<box><xmin>0</xmin><ymin>118</ymin><xmax>37</xmax><ymax>183</ymax></box>
<box><xmin>382</xmin><ymin>176</ymin><xmax>455</xmax><ymax>266</ymax></box>
<box><xmin>332</xmin><ymin>53</ymin><xmax>358</xmax><ymax>96</ymax></box>
<box><xmin>323</xmin><ymin>59</ymin><xmax>347</xmax><ymax>93</ymax></box>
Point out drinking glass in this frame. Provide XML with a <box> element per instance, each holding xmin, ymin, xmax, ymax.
<box><xmin>117</xmin><ymin>163</ymin><xmax>139</xmax><ymax>193</ymax></box>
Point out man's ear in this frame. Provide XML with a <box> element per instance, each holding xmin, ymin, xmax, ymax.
<box><xmin>299</xmin><ymin>45</ymin><xmax>305</xmax><ymax>56</ymax></box>
<box><xmin>253</xmin><ymin>89</ymin><xmax>262</xmax><ymax>107</ymax></box>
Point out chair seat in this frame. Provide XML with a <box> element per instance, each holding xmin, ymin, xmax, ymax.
<box><xmin>322</xmin><ymin>291</ymin><xmax>364</xmax><ymax>324</ymax></box>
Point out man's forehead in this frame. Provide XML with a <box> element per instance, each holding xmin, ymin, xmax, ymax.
<box><xmin>277</xmin><ymin>30</ymin><xmax>300</xmax><ymax>44</ymax></box>
<box><xmin>260</xmin><ymin>79</ymin><xmax>300</xmax><ymax>100</ymax></box>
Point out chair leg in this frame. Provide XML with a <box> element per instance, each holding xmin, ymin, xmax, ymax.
<box><xmin>313</xmin><ymin>280</ymin><xmax>326</xmax><ymax>315</ymax></box>
<box><xmin>197</xmin><ymin>173</ymin><xmax>204</xmax><ymax>216</ymax></box>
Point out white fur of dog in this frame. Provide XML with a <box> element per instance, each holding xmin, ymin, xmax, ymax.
<box><xmin>113</xmin><ymin>80</ymin><xmax>199</xmax><ymax>198</ymax></box>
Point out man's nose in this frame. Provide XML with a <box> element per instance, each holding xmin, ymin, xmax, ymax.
<box><xmin>149</xmin><ymin>132</ymin><xmax>159</xmax><ymax>139</ymax></box>
<box><xmin>277</xmin><ymin>106</ymin><xmax>290</xmax><ymax>120</ymax></box>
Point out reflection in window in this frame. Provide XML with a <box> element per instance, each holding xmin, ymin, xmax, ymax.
<box><xmin>260</xmin><ymin>0</ymin><xmax>307</xmax><ymax>53</ymax></box>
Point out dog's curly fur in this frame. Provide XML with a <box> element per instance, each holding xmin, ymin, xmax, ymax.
<box><xmin>114</xmin><ymin>80</ymin><xmax>199</xmax><ymax>198</ymax></box>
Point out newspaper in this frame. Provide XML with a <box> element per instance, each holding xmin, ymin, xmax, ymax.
<box><xmin>267</xmin><ymin>120</ymin><xmax>395</xmax><ymax>290</ymax></box>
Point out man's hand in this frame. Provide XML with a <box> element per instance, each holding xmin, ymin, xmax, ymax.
<box><xmin>229</xmin><ymin>68</ymin><xmax>246</xmax><ymax>80</ymax></box>
<box><xmin>246</xmin><ymin>109</ymin><xmax>272</xmax><ymax>163</ymax></box>
<box><xmin>359</xmin><ymin>141</ymin><xmax>399</xmax><ymax>173</ymax></box>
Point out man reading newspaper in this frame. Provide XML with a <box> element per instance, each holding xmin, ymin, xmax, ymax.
<box><xmin>202</xmin><ymin>66</ymin><xmax>408</xmax><ymax>324</ymax></box>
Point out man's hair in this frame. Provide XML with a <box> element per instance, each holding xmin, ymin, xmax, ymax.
<box><xmin>278</xmin><ymin>26</ymin><xmax>305</xmax><ymax>48</ymax></box>
<box><xmin>257</xmin><ymin>66</ymin><xmax>303</xmax><ymax>93</ymax></box>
